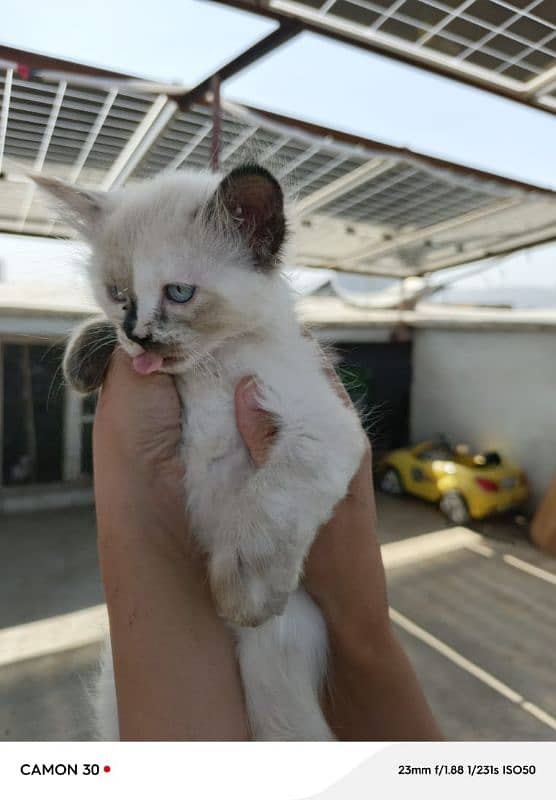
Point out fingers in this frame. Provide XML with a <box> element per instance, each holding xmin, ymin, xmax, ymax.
<box><xmin>101</xmin><ymin>347</ymin><xmax>131</xmax><ymax>390</ymax></box>
<box><xmin>101</xmin><ymin>349</ymin><xmax>177</xmax><ymax>403</ymax></box>
<box><xmin>234</xmin><ymin>356</ymin><xmax>360</xmax><ymax>470</ymax></box>
<box><xmin>101</xmin><ymin>348</ymin><xmax>142</xmax><ymax>399</ymax></box>
<box><xmin>234</xmin><ymin>337</ymin><xmax>365</xmax><ymax>470</ymax></box>
<box><xmin>234</xmin><ymin>377</ymin><xmax>278</xmax><ymax>468</ymax></box>
<box><xmin>97</xmin><ymin>349</ymin><xmax>182</xmax><ymax>451</ymax></box>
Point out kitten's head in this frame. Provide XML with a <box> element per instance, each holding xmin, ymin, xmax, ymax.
<box><xmin>37</xmin><ymin>164</ymin><xmax>288</xmax><ymax>375</ymax></box>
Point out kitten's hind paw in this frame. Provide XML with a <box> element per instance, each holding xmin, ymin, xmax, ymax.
<box><xmin>210</xmin><ymin>558</ymin><xmax>294</xmax><ymax>628</ymax></box>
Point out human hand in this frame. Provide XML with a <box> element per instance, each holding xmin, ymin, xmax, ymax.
<box><xmin>93</xmin><ymin>350</ymin><xmax>187</xmax><ymax>553</ymax></box>
<box><xmin>93</xmin><ymin>350</ymin><xmax>435</xmax><ymax>741</ymax></box>
<box><xmin>94</xmin><ymin>349</ymin><xmax>183</xmax><ymax>481</ymax></box>
<box><xmin>95</xmin><ymin>350</ymin><xmax>390</xmax><ymax>640</ymax></box>
<box><xmin>93</xmin><ymin>350</ymin><xmax>249</xmax><ymax>740</ymax></box>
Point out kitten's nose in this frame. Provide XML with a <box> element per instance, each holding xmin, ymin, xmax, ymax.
<box><xmin>123</xmin><ymin>309</ymin><xmax>152</xmax><ymax>346</ymax></box>
<box><xmin>128</xmin><ymin>332</ymin><xmax>153</xmax><ymax>347</ymax></box>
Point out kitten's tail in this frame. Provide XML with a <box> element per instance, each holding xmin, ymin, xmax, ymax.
<box><xmin>237</xmin><ymin>589</ymin><xmax>334</xmax><ymax>741</ymax></box>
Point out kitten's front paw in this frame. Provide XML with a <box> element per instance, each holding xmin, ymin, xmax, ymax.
<box><xmin>210</xmin><ymin>557</ymin><xmax>296</xmax><ymax>628</ymax></box>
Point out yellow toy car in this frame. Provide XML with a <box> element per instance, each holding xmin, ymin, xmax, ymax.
<box><xmin>378</xmin><ymin>439</ymin><xmax>528</xmax><ymax>524</ymax></box>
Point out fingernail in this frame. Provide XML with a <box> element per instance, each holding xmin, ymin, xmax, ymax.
<box><xmin>243</xmin><ymin>379</ymin><xmax>262</xmax><ymax>410</ymax></box>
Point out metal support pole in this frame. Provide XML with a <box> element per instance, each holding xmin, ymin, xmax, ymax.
<box><xmin>211</xmin><ymin>75</ymin><xmax>221</xmax><ymax>173</ymax></box>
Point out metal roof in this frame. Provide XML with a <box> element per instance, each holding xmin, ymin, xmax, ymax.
<box><xmin>212</xmin><ymin>0</ymin><xmax>556</xmax><ymax>116</ymax></box>
<box><xmin>1</xmin><ymin>57</ymin><xmax>555</xmax><ymax>277</ymax></box>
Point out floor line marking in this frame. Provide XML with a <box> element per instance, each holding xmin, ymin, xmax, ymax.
<box><xmin>521</xmin><ymin>702</ymin><xmax>556</xmax><ymax>729</ymax></box>
<box><xmin>390</xmin><ymin>606</ymin><xmax>556</xmax><ymax>732</ymax></box>
<box><xmin>383</xmin><ymin>527</ymin><xmax>556</xmax><ymax>591</ymax></box>
<box><xmin>463</xmin><ymin>544</ymin><xmax>556</xmax><ymax>585</ymax></box>
<box><xmin>381</xmin><ymin>527</ymin><xmax>483</xmax><ymax>570</ymax></box>
<box><xmin>502</xmin><ymin>554</ymin><xmax>556</xmax><ymax>585</ymax></box>
<box><xmin>464</xmin><ymin>541</ymin><xmax>495</xmax><ymax>558</ymax></box>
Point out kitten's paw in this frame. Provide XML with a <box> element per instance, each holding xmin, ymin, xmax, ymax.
<box><xmin>210</xmin><ymin>557</ymin><xmax>297</xmax><ymax>627</ymax></box>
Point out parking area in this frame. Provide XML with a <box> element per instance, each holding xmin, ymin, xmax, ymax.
<box><xmin>0</xmin><ymin>496</ymin><xmax>555</xmax><ymax>741</ymax></box>
<box><xmin>379</xmin><ymin>495</ymin><xmax>556</xmax><ymax>740</ymax></box>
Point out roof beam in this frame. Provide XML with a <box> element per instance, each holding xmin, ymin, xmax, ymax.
<box><xmin>33</xmin><ymin>70</ymin><xmax>187</xmax><ymax>96</ymax></box>
<box><xmin>525</xmin><ymin>64</ymin><xmax>556</xmax><ymax>98</ymax></box>
<box><xmin>525</xmin><ymin>63</ymin><xmax>556</xmax><ymax>96</ymax></box>
<box><xmin>276</xmin><ymin>141</ymin><xmax>321</xmax><ymax>179</ymax></box>
<box><xmin>69</xmin><ymin>88</ymin><xmax>118</xmax><ymax>184</ymax></box>
<box><xmin>166</xmin><ymin>122</ymin><xmax>213</xmax><ymax>172</ymax></box>
<box><xmin>0</xmin><ymin>66</ymin><xmax>13</xmax><ymax>174</ymax></box>
<box><xmin>86</xmin><ymin>23</ymin><xmax>300</xmax><ymax>186</ymax></box>
<box><xmin>0</xmin><ymin>44</ymin><xmax>137</xmax><ymax>80</ymax></box>
<box><xmin>412</xmin><ymin>224</ymin><xmax>556</xmax><ymax>276</ymax></box>
<box><xmin>233</xmin><ymin>103</ymin><xmax>555</xmax><ymax>197</ymax></box>
<box><xmin>101</xmin><ymin>95</ymin><xmax>177</xmax><ymax>190</ymax></box>
<box><xmin>295</xmin><ymin>158</ymin><xmax>395</xmax><ymax>217</ymax></box>
<box><xmin>2</xmin><ymin>43</ymin><xmax>553</xmax><ymax>196</ymax></box>
<box><xmin>42</xmin><ymin>87</ymin><xmax>120</xmax><ymax>237</ymax></box>
<box><xmin>219</xmin><ymin>124</ymin><xmax>259</xmax><ymax>165</ymax></box>
<box><xmin>206</xmin><ymin>0</ymin><xmax>556</xmax><ymax>118</ymax></box>
<box><xmin>174</xmin><ymin>21</ymin><xmax>302</xmax><ymax>112</ymax></box>
<box><xmin>19</xmin><ymin>80</ymin><xmax>67</xmax><ymax>232</ymax></box>
<box><xmin>294</xmin><ymin>151</ymin><xmax>353</xmax><ymax>192</ymax></box>
<box><xmin>296</xmin><ymin>220</ymin><xmax>556</xmax><ymax>278</ymax></box>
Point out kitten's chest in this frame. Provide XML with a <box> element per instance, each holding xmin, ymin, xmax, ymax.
<box><xmin>176</xmin><ymin>372</ymin><xmax>240</xmax><ymax>466</ymax></box>
<box><xmin>177</xmin><ymin>372</ymin><xmax>250</xmax><ymax>540</ymax></box>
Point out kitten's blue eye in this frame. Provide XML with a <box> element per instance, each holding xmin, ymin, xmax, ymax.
<box><xmin>165</xmin><ymin>283</ymin><xmax>196</xmax><ymax>304</ymax></box>
<box><xmin>108</xmin><ymin>285</ymin><xmax>126</xmax><ymax>303</ymax></box>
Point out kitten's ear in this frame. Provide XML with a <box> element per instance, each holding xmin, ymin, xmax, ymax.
<box><xmin>34</xmin><ymin>176</ymin><xmax>107</xmax><ymax>237</ymax></box>
<box><xmin>206</xmin><ymin>163</ymin><xmax>286</xmax><ymax>271</ymax></box>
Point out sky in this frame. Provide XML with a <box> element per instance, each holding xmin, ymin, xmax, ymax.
<box><xmin>2</xmin><ymin>0</ymin><xmax>556</xmax><ymax>296</ymax></box>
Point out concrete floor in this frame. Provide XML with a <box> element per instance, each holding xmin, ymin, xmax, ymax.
<box><xmin>0</xmin><ymin>644</ymin><xmax>101</xmax><ymax>741</ymax></box>
<box><xmin>0</xmin><ymin>496</ymin><xmax>555</xmax><ymax>741</ymax></box>
<box><xmin>377</xmin><ymin>493</ymin><xmax>556</xmax><ymax>740</ymax></box>
<box><xmin>0</xmin><ymin>506</ymin><xmax>101</xmax><ymax>629</ymax></box>
<box><xmin>0</xmin><ymin>506</ymin><xmax>102</xmax><ymax>741</ymax></box>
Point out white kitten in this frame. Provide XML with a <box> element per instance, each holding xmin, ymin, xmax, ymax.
<box><xmin>38</xmin><ymin>165</ymin><xmax>365</xmax><ymax>741</ymax></box>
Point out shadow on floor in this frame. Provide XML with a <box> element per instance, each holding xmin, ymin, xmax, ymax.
<box><xmin>0</xmin><ymin>506</ymin><xmax>102</xmax><ymax>629</ymax></box>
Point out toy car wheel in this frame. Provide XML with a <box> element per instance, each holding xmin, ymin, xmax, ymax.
<box><xmin>439</xmin><ymin>491</ymin><xmax>470</xmax><ymax>524</ymax></box>
<box><xmin>380</xmin><ymin>467</ymin><xmax>404</xmax><ymax>495</ymax></box>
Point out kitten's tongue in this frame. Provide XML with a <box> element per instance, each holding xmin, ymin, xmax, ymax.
<box><xmin>132</xmin><ymin>351</ymin><xmax>164</xmax><ymax>375</ymax></box>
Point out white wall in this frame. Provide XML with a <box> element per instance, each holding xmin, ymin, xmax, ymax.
<box><xmin>411</xmin><ymin>328</ymin><xmax>556</xmax><ymax>503</ymax></box>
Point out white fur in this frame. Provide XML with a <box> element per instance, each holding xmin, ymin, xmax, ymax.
<box><xmin>40</xmin><ymin>169</ymin><xmax>365</xmax><ymax>741</ymax></box>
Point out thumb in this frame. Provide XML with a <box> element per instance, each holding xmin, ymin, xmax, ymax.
<box><xmin>234</xmin><ymin>376</ymin><xmax>277</xmax><ymax>468</ymax></box>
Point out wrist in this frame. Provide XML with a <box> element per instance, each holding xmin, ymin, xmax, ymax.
<box><xmin>319</xmin><ymin>592</ymin><xmax>394</xmax><ymax>663</ymax></box>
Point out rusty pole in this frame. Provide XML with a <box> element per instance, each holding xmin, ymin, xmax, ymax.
<box><xmin>211</xmin><ymin>74</ymin><xmax>221</xmax><ymax>173</ymax></box>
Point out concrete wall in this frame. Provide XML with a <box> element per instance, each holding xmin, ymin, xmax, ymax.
<box><xmin>411</xmin><ymin>328</ymin><xmax>556</xmax><ymax>504</ymax></box>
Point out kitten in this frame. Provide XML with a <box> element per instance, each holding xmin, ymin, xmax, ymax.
<box><xmin>37</xmin><ymin>164</ymin><xmax>365</xmax><ymax>741</ymax></box>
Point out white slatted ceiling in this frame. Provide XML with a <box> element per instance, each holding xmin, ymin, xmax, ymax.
<box><xmin>0</xmin><ymin>66</ymin><xmax>555</xmax><ymax>276</ymax></box>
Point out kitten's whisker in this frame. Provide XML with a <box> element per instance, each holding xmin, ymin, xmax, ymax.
<box><xmin>47</xmin><ymin>361</ymin><xmax>66</xmax><ymax>410</ymax></box>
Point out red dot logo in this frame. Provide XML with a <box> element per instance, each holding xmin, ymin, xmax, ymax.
<box><xmin>104</xmin><ymin>766</ymin><xmax>111</xmax><ymax>773</ymax></box>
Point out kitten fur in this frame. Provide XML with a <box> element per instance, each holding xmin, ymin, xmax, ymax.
<box><xmin>37</xmin><ymin>164</ymin><xmax>365</xmax><ymax>741</ymax></box>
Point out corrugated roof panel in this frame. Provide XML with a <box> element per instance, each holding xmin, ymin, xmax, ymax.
<box><xmin>228</xmin><ymin>0</ymin><xmax>556</xmax><ymax>114</ymax></box>
<box><xmin>0</xmin><ymin>64</ymin><xmax>555</xmax><ymax>275</ymax></box>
